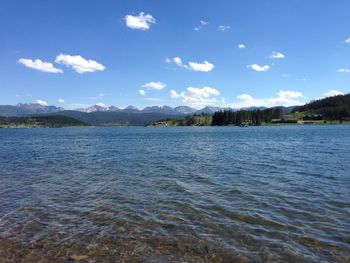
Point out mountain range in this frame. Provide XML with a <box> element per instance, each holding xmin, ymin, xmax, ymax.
<box><xmin>75</xmin><ymin>104</ymin><xmax>207</xmax><ymax>115</ymax></box>
<box><xmin>0</xmin><ymin>103</ymin><xmax>286</xmax><ymax>126</ymax></box>
<box><xmin>0</xmin><ymin>103</ymin><xmax>235</xmax><ymax>116</ymax></box>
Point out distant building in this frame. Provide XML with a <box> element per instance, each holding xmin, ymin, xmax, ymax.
<box><xmin>303</xmin><ymin>114</ymin><xmax>322</xmax><ymax>121</ymax></box>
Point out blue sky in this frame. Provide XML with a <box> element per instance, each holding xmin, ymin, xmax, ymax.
<box><xmin>1</xmin><ymin>0</ymin><xmax>350</xmax><ymax>109</ymax></box>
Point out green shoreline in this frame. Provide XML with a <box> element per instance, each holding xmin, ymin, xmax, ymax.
<box><xmin>0</xmin><ymin>115</ymin><xmax>89</xmax><ymax>129</ymax></box>
<box><xmin>1</xmin><ymin>120</ymin><xmax>349</xmax><ymax>129</ymax></box>
<box><xmin>149</xmin><ymin>122</ymin><xmax>350</xmax><ymax>127</ymax></box>
<box><xmin>2</xmin><ymin>120</ymin><xmax>350</xmax><ymax>129</ymax></box>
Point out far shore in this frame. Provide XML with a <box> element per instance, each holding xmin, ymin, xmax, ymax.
<box><xmin>1</xmin><ymin>121</ymin><xmax>350</xmax><ymax>129</ymax></box>
<box><xmin>148</xmin><ymin>120</ymin><xmax>350</xmax><ymax>127</ymax></box>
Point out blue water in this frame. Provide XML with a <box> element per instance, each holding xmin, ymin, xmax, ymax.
<box><xmin>0</xmin><ymin>126</ymin><xmax>349</xmax><ymax>262</ymax></box>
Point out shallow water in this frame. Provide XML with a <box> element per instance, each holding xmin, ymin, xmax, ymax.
<box><xmin>0</xmin><ymin>125</ymin><xmax>349</xmax><ymax>262</ymax></box>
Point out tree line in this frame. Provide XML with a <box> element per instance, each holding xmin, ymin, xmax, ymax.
<box><xmin>0</xmin><ymin>115</ymin><xmax>87</xmax><ymax>128</ymax></box>
<box><xmin>293</xmin><ymin>94</ymin><xmax>350</xmax><ymax>120</ymax></box>
<box><xmin>212</xmin><ymin>107</ymin><xmax>284</xmax><ymax>126</ymax></box>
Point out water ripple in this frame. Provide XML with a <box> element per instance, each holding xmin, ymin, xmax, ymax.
<box><xmin>0</xmin><ymin>126</ymin><xmax>349</xmax><ymax>262</ymax></box>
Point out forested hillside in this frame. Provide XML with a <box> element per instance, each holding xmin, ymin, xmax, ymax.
<box><xmin>212</xmin><ymin>107</ymin><xmax>285</xmax><ymax>125</ymax></box>
<box><xmin>155</xmin><ymin>107</ymin><xmax>286</xmax><ymax>126</ymax></box>
<box><xmin>293</xmin><ymin>94</ymin><xmax>350</xmax><ymax>120</ymax></box>
<box><xmin>0</xmin><ymin>115</ymin><xmax>88</xmax><ymax>128</ymax></box>
<box><xmin>151</xmin><ymin>94</ymin><xmax>350</xmax><ymax>126</ymax></box>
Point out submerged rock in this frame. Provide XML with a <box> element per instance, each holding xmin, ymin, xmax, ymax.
<box><xmin>70</xmin><ymin>254</ymin><xmax>89</xmax><ymax>261</ymax></box>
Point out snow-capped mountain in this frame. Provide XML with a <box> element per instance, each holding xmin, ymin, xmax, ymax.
<box><xmin>174</xmin><ymin>106</ymin><xmax>198</xmax><ymax>114</ymax></box>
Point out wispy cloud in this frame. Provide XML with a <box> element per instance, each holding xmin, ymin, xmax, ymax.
<box><xmin>138</xmin><ymin>89</ymin><xmax>146</xmax><ymax>96</ymax></box>
<box><xmin>171</xmin><ymin>57</ymin><xmax>187</xmax><ymax>68</ymax></box>
<box><xmin>237</xmin><ymin>94</ymin><xmax>254</xmax><ymax>101</ymax></box>
<box><xmin>36</xmin><ymin>99</ymin><xmax>48</xmax><ymax>106</ymax></box>
<box><xmin>337</xmin><ymin>68</ymin><xmax>350</xmax><ymax>73</ymax></box>
<box><xmin>218</xmin><ymin>25</ymin><xmax>230</xmax><ymax>31</ymax></box>
<box><xmin>144</xmin><ymin>97</ymin><xmax>162</xmax><ymax>101</ymax></box>
<box><xmin>18</xmin><ymin>58</ymin><xmax>63</xmax><ymax>73</ymax></box>
<box><xmin>270</xmin><ymin>52</ymin><xmax>285</xmax><ymax>59</ymax></box>
<box><xmin>345</xmin><ymin>38</ymin><xmax>350</xmax><ymax>44</ymax></box>
<box><xmin>247</xmin><ymin>64</ymin><xmax>270</xmax><ymax>72</ymax></box>
<box><xmin>55</xmin><ymin>54</ymin><xmax>106</xmax><ymax>74</ymax></box>
<box><xmin>125</xmin><ymin>12</ymin><xmax>156</xmax><ymax>30</ymax></box>
<box><xmin>232</xmin><ymin>90</ymin><xmax>304</xmax><ymax>108</ymax></box>
<box><xmin>168</xmin><ymin>57</ymin><xmax>214</xmax><ymax>72</ymax></box>
<box><xmin>142</xmin><ymin>81</ymin><xmax>167</xmax><ymax>90</ymax></box>
<box><xmin>238</xmin><ymin>44</ymin><xmax>246</xmax><ymax>49</ymax></box>
<box><xmin>58</xmin><ymin>98</ymin><xmax>65</xmax><ymax>103</ymax></box>
<box><xmin>193</xmin><ymin>20</ymin><xmax>209</xmax><ymax>31</ymax></box>
<box><xmin>170</xmin><ymin>86</ymin><xmax>220</xmax><ymax>108</ymax></box>
<box><xmin>323</xmin><ymin>89</ymin><xmax>344</xmax><ymax>97</ymax></box>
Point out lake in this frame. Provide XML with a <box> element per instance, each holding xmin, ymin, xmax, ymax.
<box><xmin>0</xmin><ymin>126</ymin><xmax>349</xmax><ymax>262</ymax></box>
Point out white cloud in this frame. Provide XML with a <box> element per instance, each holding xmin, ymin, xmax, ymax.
<box><xmin>125</xmin><ymin>12</ymin><xmax>156</xmax><ymax>30</ymax></box>
<box><xmin>193</xmin><ymin>20</ymin><xmax>208</xmax><ymax>31</ymax></box>
<box><xmin>232</xmin><ymin>90</ymin><xmax>304</xmax><ymax>108</ymax></box>
<box><xmin>170</xmin><ymin>86</ymin><xmax>220</xmax><ymax>108</ymax></box>
<box><xmin>188</xmin><ymin>61</ymin><xmax>214</xmax><ymax>72</ymax></box>
<box><xmin>144</xmin><ymin>97</ymin><xmax>162</xmax><ymax>101</ymax></box>
<box><xmin>345</xmin><ymin>38</ymin><xmax>350</xmax><ymax>43</ymax></box>
<box><xmin>18</xmin><ymin>58</ymin><xmax>63</xmax><ymax>73</ymax></box>
<box><xmin>337</xmin><ymin>68</ymin><xmax>350</xmax><ymax>73</ymax></box>
<box><xmin>323</xmin><ymin>90</ymin><xmax>344</xmax><ymax>97</ymax></box>
<box><xmin>55</xmin><ymin>54</ymin><xmax>106</xmax><ymax>74</ymax></box>
<box><xmin>270</xmin><ymin>52</ymin><xmax>285</xmax><ymax>59</ymax></box>
<box><xmin>268</xmin><ymin>91</ymin><xmax>303</xmax><ymax>105</ymax></box>
<box><xmin>96</xmin><ymin>102</ymin><xmax>106</xmax><ymax>107</ymax></box>
<box><xmin>238</xmin><ymin>44</ymin><xmax>246</xmax><ymax>49</ymax></box>
<box><xmin>170</xmin><ymin>90</ymin><xmax>181</xmax><ymax>99</ymax></box>
<box><xmin>173</xmin><ymin>57</ymin><xmax>182</xmax><ymax>66</ymax></box>
<box><xmin>58</xmin><ymin>98</ymin><xmax>65</xmax><ymax>103</ymax></box>
<box><xmin>173</xmin><ymin>57</ymin><xmax>187</xmax><ymax>68</ymax></box>
<box><xmin>169</xmin><ymin>57</ymin><xmax>214</xmax><ymax>72</ymax></box>
<box><xmin>218</xmin><ymin>25</ymin><xmax>230</xmax><ymax>31</ymax></box>
<box><xmin>138</xmin><ymin>89</ymin><xmax>146</xmax><ymax>96</ymax></box>
<box><xmin>142</xmin><ymin>81</ymin><xmax>166</xmax><ymax>90</ymax></box>
<box><xmin>237</xmin><ymin>94</ymin><xmax>254</xmax><ymax>101</ymax></box>
<box><xmin>36</xmin><ymin>99</ymin><xmax>48</xmax><ymax>106</ymax></box>
<box><xmin>247</xmin><ymin>64</ymin><xmax>270</xmax><ymax>72</ymax></box>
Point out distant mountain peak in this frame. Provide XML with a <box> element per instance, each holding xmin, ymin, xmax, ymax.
<box><xmin>125</xmin><ymin>105</ymin><xmax>139</xmax><ymax>111</ymax></box>
<box><xmin>174</xmin><ymin>106</ymin><xmax>197</xmax><ymax>114</ymax></box>
<box><xmin>76</xmin><ymin>104</ymin><xmax>109</xmax><ymax>113</ymax></box>
<box><xmin>142</xmin><ymin>105</ymin><xmax>177</xmax><ymax>114</ymax></box>
<box><xmin>196</xmin><ymin>106</ymin><xmax>222</xmax><ymax>114</ymax></box>
<box><xmin>108</xmin><ymin>106</ymin><xmax>121</xmax><ymax>112</ymax></box>
<box><xmin>0</xmin><ymin>103</ymin><xmax>63</xmax><ymax>116</ymax></box>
